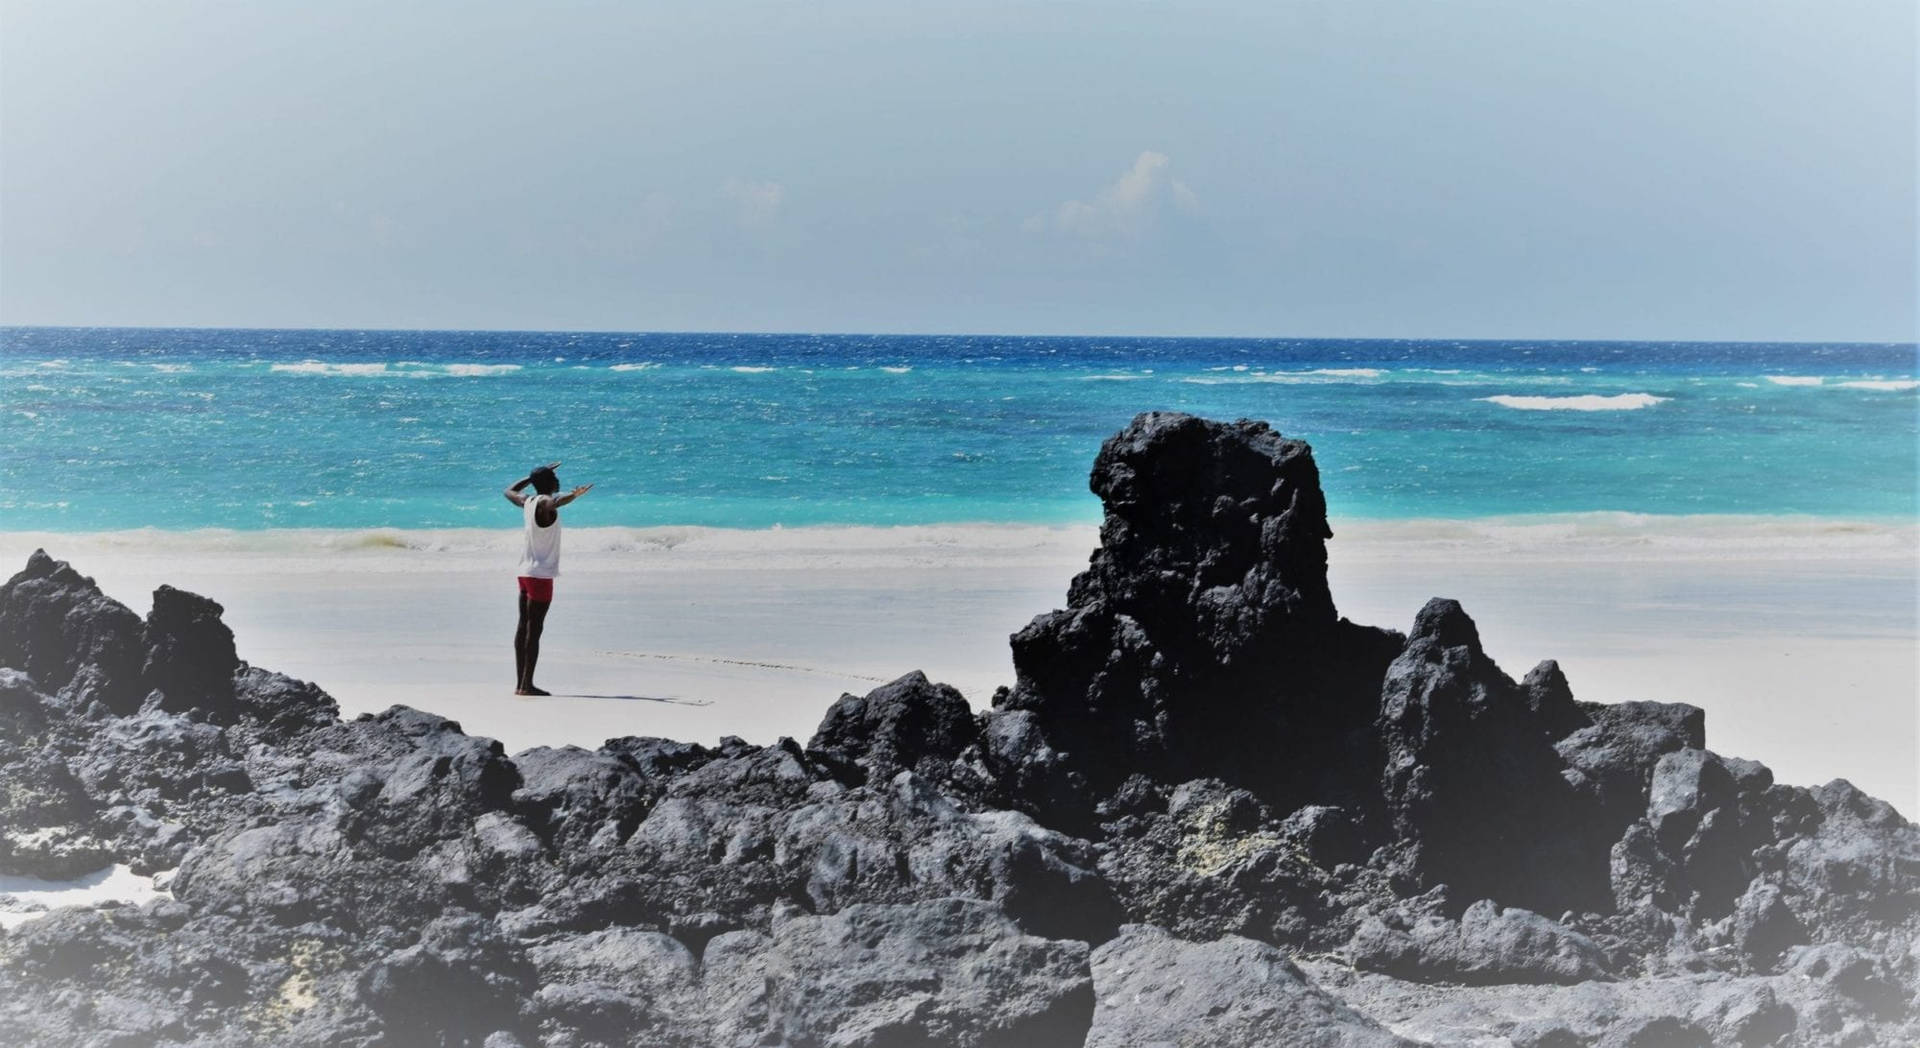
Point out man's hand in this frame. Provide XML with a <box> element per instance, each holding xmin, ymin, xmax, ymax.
<box><xmin>506</xmin><ymin>463</ymin><xmax>564</xmax><ymax>506</ymax></box>
<box><xmin>555</xmin><ymin>483</ymin><xmax>593</xmax><ymax>508</ymax></box>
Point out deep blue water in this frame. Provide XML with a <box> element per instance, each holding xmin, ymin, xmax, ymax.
<box><xmin>2</xmin><ymin>327</ymin><xmax>1915</xmax><ymax>530</ymax></box>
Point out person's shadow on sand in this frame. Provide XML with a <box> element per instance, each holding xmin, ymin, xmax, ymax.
<box><xmin>551</xmin><ymin>693</ymin><xmax>714</xmax><ymax>706</ymax></box>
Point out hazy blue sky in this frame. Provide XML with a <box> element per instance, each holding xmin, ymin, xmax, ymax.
<box><xmin>2</xmin><ymin>1</ymin><xmax>1913</xmax><ymax>339</ymax></box>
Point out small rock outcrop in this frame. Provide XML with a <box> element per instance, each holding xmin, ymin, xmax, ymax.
<box><xmin>2</xmin><ymin>412</ymin><xmax>1916</xmax><ymax>1047</ymax></box>
<box><xmin>0</xmin><ymin>549</ymin><xmax>148</xmax><ymax>713</ymax></box>
<box><xmin>1377</xmin><ymin>598</ymin><xmax>1605</xmax><ymax>914</ymax></box>
<box><xmin>142</xmin><ymin>584</ymin><xmax>240</xmax><ymax>719</ymax></box>
<box><xmin>807</xmin><ymin>670</ymin><xmax>979</xmax><ymax>784</ymax></box>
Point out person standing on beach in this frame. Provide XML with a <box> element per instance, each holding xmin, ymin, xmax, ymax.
<box><xmin>504</xmin><ymin>462</ymin><xmax>592</xmax><ymax>696</ymax></box>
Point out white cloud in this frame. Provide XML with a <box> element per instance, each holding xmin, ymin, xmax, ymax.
<box><xmin>1036</xmin><ymin>151</ymin><xmax>1195</xmax><ymax>238</ymax></box>
<box><xmin>723</xmin><ymin>177</ymin><xmax>786</xmax><ymax>227</ymax></box>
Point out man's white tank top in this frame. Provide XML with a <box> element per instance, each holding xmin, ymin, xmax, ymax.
<box><xmin>518</xmin><ymin>496</ymin><xmax>562</xmax><ymax>578</ymax></box>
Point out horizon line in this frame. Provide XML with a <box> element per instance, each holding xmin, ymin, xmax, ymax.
<box><xmin>1</xmin><ymin>322</ymin><xmax>1913</xmax><ymax>349</ymax></box>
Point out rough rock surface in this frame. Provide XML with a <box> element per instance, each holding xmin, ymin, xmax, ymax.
<box><xmin>1087</xmin><ymin>923</ymin><xmax>1414</xmax><ymax>1047</ymax></box>
<box><xmin>2</xmin><ymin>412</ymin><xmax>1915</xmax><ymax>1047</ymax></box>
<box><xmin>996</xmin><ymin>411</ymin><xmax>1406</xmax><ymax>824</ymax></box>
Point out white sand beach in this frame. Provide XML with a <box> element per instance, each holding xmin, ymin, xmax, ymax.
<box><xmin>3</xmin><ymin>518</ymin><xmax>1913</xmax><ymax>815</ymax></box>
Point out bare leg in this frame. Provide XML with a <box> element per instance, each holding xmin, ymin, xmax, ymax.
<box><xmin>514</xmin><ymin>592</ymin><xmax>531</xmax><ymax>688</ymax></box>
<box><xmin>517</xmin><ymin>596</ymin><xmax>552</xmax><ymax>696</ymax></box>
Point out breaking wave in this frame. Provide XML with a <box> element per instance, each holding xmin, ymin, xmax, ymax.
<box><xmin>1479</xmin><ymin>393</ymin><xmax>1669</xmax><ymax>411</ymax></box>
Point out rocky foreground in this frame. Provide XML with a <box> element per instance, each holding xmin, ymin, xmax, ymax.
<box><xmin>1</xmin><ymin>412</ymin><xmax>1915</xmax><ymax>1048</ymax></box>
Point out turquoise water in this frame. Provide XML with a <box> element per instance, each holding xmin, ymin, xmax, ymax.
<box><xmin>2</xmin><ymin>327</ymin><xmax>1915</xmax><ymax>530</ymax></box>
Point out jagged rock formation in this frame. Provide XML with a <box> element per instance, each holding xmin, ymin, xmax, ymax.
<box><xmin>997</xmin><ymin>412</ymin><xmax>1405</xmax><ymax>824</ymax></box>
<box><xmin>1</xmin><ymin>413</ymin><xmax>1916</xmax><ymax>1047</ymax></box>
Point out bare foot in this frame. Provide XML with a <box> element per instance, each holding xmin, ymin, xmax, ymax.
<box><xmin>515</xmin><ymin>685</ymin><xmax>551</xmax><ymax>697</ymax></box>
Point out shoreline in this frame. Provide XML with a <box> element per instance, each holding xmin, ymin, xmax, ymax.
<box><xmin>2</xmin><ymin>517</ymin><xmax>1913</xmax><ymax>815</ymax></box>
<box><xmin>3</xmin><ymin>510</ymin><xmax>1915</xmax><ymax>559</ymax></box>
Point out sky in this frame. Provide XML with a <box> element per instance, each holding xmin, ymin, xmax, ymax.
<box><xmin>1</xmin><ymin>0</ymin><xmax>1914</xmax><ymax>340</ymax></box>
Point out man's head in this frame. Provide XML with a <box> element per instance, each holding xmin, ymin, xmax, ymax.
<box><xmin>529</xmin><ymin>465</ymin><xmax>559</xmax><ymax>495</ymax></box>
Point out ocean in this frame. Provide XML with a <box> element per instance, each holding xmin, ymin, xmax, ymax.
<box><xmin>3</xmin><ymin>327</ymin><xmax>1916</xmax><ymax>535</ymax></box>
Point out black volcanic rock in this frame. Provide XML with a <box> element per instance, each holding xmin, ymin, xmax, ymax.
<box><xmin>1378</xmin><ymin>598</ymin><xmax>1604</xmax><ymax>914</ymax></box>
<box><xmin>998</xmin><ymin>412</ymin><xmax>1402</xmax><ymax>822</ymax></box>
<box><xmin>141</xmin><ymin>583</ymin><xmax>239</xmax><ymax>719</ymax></box>
<box><xmin>3</xmin><ymin>416</ymin><xmax>1918</xmax><ymax>1047</ymax></box>
<box><xmin>0</xmin><ymin>550</ymin><xmax>148</xmax><ymax>713</ymax></box>
<box><xmin>1096</xmin><ymin>777</ymin><xmax>1344</xmax><ymax>948</ymax></box>
<box><xmin>1557</xmin><ymin>700</ymin><xmax>1706</xmax><ymax>829</ymax></box>
<box><xmin>808</xmin><ymin>670</ymin><xmax>979</xmax><ymax>784</ymax></box>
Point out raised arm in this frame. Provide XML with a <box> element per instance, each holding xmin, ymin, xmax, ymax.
<box><xmin>503</xmin><ymin>462</ymin><xmax>562</xmax><ymax>506</ymax></box>
<box><xmin>553</xmin><ymin>483</ymin><xmax>593</xmax><ymax>508</ymax></box>
<box><xmin>503</xmin><ymin>476</ymin><xmax>531</xmax><ymax>507</ymax></box>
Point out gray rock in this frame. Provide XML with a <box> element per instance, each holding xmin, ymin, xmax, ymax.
<box><xmin>1557</xmin><ymin>701</ymin><xmax>1705</xmax><ymax>827</ymax></box>
<box><xmin>1098</xmin><ymin>778</ymin><xmax>1339</xmax><ymax>949</ymax></box>
<box><xmin>808</xmin><ymin>670</ymin><xmax>979</xmax><ymax>784</ymax></box>
<box><xmin>1348</xmin><ymin>899</ymin><xmax>1612</xmax><ymax>985</ymax></box>
<box><xmin>1087</xmin><ymin>923</ymin><xmax>1413</xmax><ymax>1047</ymax></box>
<box><xmin>1730</xmin><ymin>880</ymin><xmax>1806</xmax><ymax>970</ymax></box>
<box><xmin>1648</xmin><ymin>750</ymin><xmax>1737</xmax><ymax>850</ymax></box>
<box><xmin>511</xmin><ymin>744</ymin><xmax>657</xmax><ymax>854</ymax></box>
<box><xmin>526</xmin><ymin>926</ymin><xmax>702</xmax><ymax>1046</ymax></box>
<box><xmin>708</xmin><ymin>897</ymin><xmax>1094</xmax><ymax>1048</ymax></box>
<box><xmin>1594</xmin><ymin>1015</ymin><xmax>1712</xmax><ymax>1047</ymax></box>
<box><xmin>1689</xmin><ymin>980</ymin><xmax>1796</xmax><ymax>1046</ymax></box>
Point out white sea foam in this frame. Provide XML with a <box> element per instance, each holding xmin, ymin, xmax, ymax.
<box><xmin>731</xmin><ymin>366</ymin><xmax>777</xmax><ymax>374</ymax></box>
<box><xmin>1480</xmin><ymin>393</ymin><xmax>1669</xmax><ymax>411</ymax></box>
<box><xmin>610</xmin><ymin>362</ymin><xmax>660</xmax><ymax>372</ymax></box>
<box><xmin>1836</xmin><ymin>379</ymin><xmax>1918</xmax><ymax>392</ymax></box>
<box><xmin>1181</xmin><ymin>368</ymin><xmax>1389</xmax><ymax>386</ymax></box>
<box><xmin>1083</xmin><ymin>373</ymin><xmax>1145</xmax><ymax>381</ymax></box>
<box><xmin>442</xmin><ymin>363</ymin><xmax>521</xmax><ymax>377</ymax></box>
<box><xmin>271</xmin><ymin>361</ymin><xmax>393</xmax><ymax>377</ymax></box>
<box><xmin>880</xmin><ymin>366</ymin><xmax>912</xmax><ymax>374</ymax></box>
<box><xmin>0</xmin><ymin>864</ymin><xmax>174</xmax><ymax>930</ymax></box>
<box><xmin>269</xmin><ymin>360</ymin><xmax>520</xmax><ymax>378</ymax></box>
<box><xmin>1764</xmin><ymin>375</ymin><xmax>1825</xmax><ymax>387</ymax></box>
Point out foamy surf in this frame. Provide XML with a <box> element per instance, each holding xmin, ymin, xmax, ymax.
<box><xmin>1479</xmin><ymin>393</ymin><xmax>1669</xmax><ymax>411</ymax></box>
<box><xmin>1837</xmin><ymin>379</ymin><xmax>1918</xmax><ymax>391</ymax></box>
<box><xmin>267</xmin><ymin>361</ymin><xmax>522</xmax><ymax>378</ymax></box>
<box><xmin>1181</xmin><ymin>370</ymin><xmax>1386</xmax><ymax>385</ymax></box>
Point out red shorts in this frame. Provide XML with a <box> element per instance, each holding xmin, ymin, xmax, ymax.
<box><xmin>517</xmin><ymin>576</ymin><xmax>554</xmax><ymax>603</ymax></box>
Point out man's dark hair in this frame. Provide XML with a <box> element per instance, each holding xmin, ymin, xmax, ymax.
<box><xmin>529</xmin><ymin>465</ymin><xmax>560</xmax><ymax>495</ymax></box>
